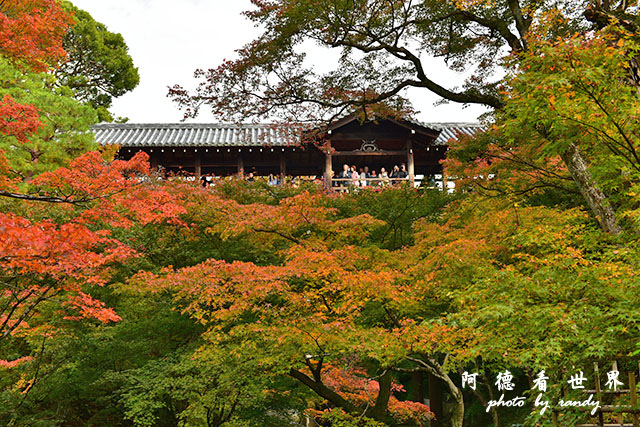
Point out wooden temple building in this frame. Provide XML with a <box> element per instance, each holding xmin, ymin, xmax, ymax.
<box><xmin>92</xmin><ymin>115</ymin><xmax>482</xmax><ymax>187</ymax></box>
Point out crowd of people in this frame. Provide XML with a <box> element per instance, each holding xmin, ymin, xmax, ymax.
<box><xmin>198</xmin><ymin>171</ymin><xmax>304</xmax><ymax>187</ymax></box>
<box><xmin>332</xmin><ymin>163</ymin><xmax>409</xmax><ymax>187</ymax></box>
<box><xmin>195</xmin><ymin>163</ymin><xmax>411</xmax><ymax>189</ymax></box>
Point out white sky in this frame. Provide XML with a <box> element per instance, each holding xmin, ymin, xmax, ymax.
<box><xmin>71</xmin><ymin>0</ymin><xmax>488</xmax><ymax>124</ymax></box>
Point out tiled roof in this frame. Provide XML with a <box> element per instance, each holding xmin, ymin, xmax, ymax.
<box><xmin>92</xmin><ymin>122</ymin><xmax>484</xmax><ymax>147</ymax></box>
<box><xmin>92</xmin><ymin>123</ymin><xmax>297</xmax><ymax>147</ymax></box>
<box><xmin>407</xmin><ymin>121</ymin><xmax>485</xmax><ymax>145</ymax></box>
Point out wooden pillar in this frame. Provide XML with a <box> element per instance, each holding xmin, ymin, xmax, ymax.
<box><xmin>629</xmin><ymin>370</ymin><xmax>638</xmax><ymax>427</ymax></box>
<box><xmin>237</xmin><ymin>152</ymin><xmax>244</xmax><ymax>177</ymax></box>
<box><xmin>150</xmin><ymin>153</ymin><xmax>158</xmax><ymax>170</ymax></box>
<box><xmin>613</xmin><ymin>361</ymin><xmax>624</xmax><ymax>426</ymax></box>
<box><xmin>429</xmin><ymin>373</ymin><xmax>443</xmax><ymax>427</ymax></box>
<box><xmin>194</xmin><ymin>150</ymin><xmax>201</xmax><ymax>178</ymax></box>
<box><xmin>279</xmin><ymin>151</ymin><xmax>286</xmax><ymax>179</ymax></box>
<box><xmin>324</xmin><ymin>141</ymin><xmax>332</xmax><ymax>190</ymax></box>
<box><xmin>594</xmin><ymin>362</ymin><xmax>604</xmax><ymax>427</ymax></box>
<box><xmin>325</xmin><ymin>153</ymin><xmax>333</xmax><ymax>189</ymax></box>
<box><xmin>440</xmin><ymin>146</ymin><xmax>448</xmax><ymax>193</ymax></box>
<box><xmin>406</xmin><ymin>140</ymin><xmax>415</xmax><ymax>187</ymax></box>
<box><xmin>411</xmin><ymin>372</ymin><xmax>425</xmax><ymax>404</ymax></box>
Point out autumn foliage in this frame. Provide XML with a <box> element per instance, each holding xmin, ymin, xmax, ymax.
<box><xmin>0</xmin><ymin>0</ymin><xmax>72</xmax><ymax>72</ymax></box>
<box><xmin>0</xmin><ymin>151</ymin><xmax>194</xmax><ymax>338</ymax></box>
<box><xmin>3</xmin><ymin>1</ymin><xmax>640</xmax><ymax>426</ymax></box>
<box><xmin>0</xmin><ymin>94</ymin><xmax>41</xmax><ymax>142</ymax></box>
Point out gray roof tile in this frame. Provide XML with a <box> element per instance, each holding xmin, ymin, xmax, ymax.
<box><xmin>92</xmin><ymin>122</ymin><xmax>483</xmax><ymax>147</ymax></box>
<box><xmin>405</xmin><ymin>120</ymin><xmax>485</xmax><ymax>145</ymax></box>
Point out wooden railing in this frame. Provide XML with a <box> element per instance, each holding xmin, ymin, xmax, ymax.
<box><xmin>167</xmin><ymin>173</ymin><xmax>455</xmax><ymax>192</ymax></box>
<box><xmin>331</xmin><ymin>177</ymin><xmax>411</xmax><ymax>183</ymax></box>
<box><xmin>557</xmin><ymin>362</ymin><xmax>640</xmax><ymax>427</ymax></box>
<box><xmin>330</xmin><ymin>177</ymin><xmax>411</xmax><ymax>192</ymax></box>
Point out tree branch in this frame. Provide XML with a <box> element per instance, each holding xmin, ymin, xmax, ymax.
<box><xmin>289</xmin><ymin>368</ymin><xmax>359</xmax><ymax>413</ymax></box>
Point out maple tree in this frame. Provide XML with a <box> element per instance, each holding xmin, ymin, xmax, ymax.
<box><xmin>170</xmin><ymin>0</ymin><xmax>640</xmax><ymax>235</ymax></box>
<box><xmin>0</xmin><ymin>0</ymin><xmax>71</xmax><ymax>146</ymax></box>
<box><xmin>446</xmin><ymin>24</ymin><xmax>640</xmax><ymax>234</ymax></box>
<box><xmin>0</xmin><ymin>1</ymin><xmax>90</xmax><ymax>179</ymax></box>
<box><xmin>0</xmin><ymin>0</ymin><xmax>88</xmax><ymax>348</ymax></box>
<box><xmin>410</xmin><ymin>195</ymin><xmax>640</xmax><ymax>425</ymax></box>
<box><xmin>162</xmin><ymin>9</ymin><xmax>640</xmax><ymax>420</ymax></box>
<box><xmin>0</xmin><ymin>94</ymin><xmax>40</xmax><ymax>142</ymax></box>
<box><xmin>110</xmin><ymin>182</ymin><xmax>637</xmax><ymax>427</ymax></box>
<box><xmin>0</xmin><ymin>0</ymin><xmax>72</xmax><ymax>72</ymax></box>
<box><xmin>169</xmin><ymin>0</ymin><xmax>639</xmax><ymax>121</ymax></box>
<box><xmin>0</xmin><ymin>3</ymin><xmax>189</xmax><ymax>419</ymax></box>
<box><xmin>0</xmin><ymin>1</ymin><xmax>139</xmax><ymax>180</ymax></box>
<box><xmin>126</xmin><ymin>189</ymin><xmax>469</xmax><ymax>426</ymax></box>
<box><xmin>0</xmin><ymin>150</ymin><xmax>191</xmax><ymax>358</ymax></box>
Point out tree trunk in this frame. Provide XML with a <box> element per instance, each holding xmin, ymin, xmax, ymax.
<box><xmin>560</xmin><ymin>142</ymin><xmax>622</xmax><ymax>235</ymax></box>
<box><xmin>368</xmin><ymin>370</ymin><xmax>392</xmax><ymax>420</ymax></box>
<box><xmin>460</xmin><ymin>367</ymin><xmax>500</xmax><ymax>427</ymax></box>
<box><xmin>403</xmin><ymin>356</ymin><xmax>465</xmax><ymax>427</ymax></box>
<box><xmin>446</xmin><ymin>380</ymin><xmax>465</xmax><ymax>427</ymax></box>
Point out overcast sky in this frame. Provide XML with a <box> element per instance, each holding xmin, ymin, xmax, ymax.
<box><xmin>71</xmin><ymin>0</ymin><xmax>488</xmax><ymax>124</ymax></box>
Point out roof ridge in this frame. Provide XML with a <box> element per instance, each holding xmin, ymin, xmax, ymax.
<box><xmin>425</xmin><ymin>122</ymin><xmax>484</xmax><ymax>125</ymax></box>
<box><xmin>92</xmin><ymin>123</ymin><xmax>278</xmax><ymax>128</ymax></box>
<box><xmin>92</xmin><ymin>121</ymin><xmax>483</xmax><ymax>128</ymax></box>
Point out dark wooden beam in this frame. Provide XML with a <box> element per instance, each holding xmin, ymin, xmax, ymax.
<box><xmin>332</xmin><ymin>150</ymin><xmax>408</xmax><ymax>156</ymax></box>
<box><xmin>429</xmin><ymin>374</ymin><xmax>444</xmax><ymax>427</ymax></box>
<box><xmin>279</xmin><ymin>152</ymin><xmax>286</xmax><ymax>178</ymax></box>
<box><xmin>330</xmin><ymin>132</ymin><xmax>409</xmax><ymax>140</ymax></box>
<box><xmin>325</xmin><ymin>150</ymin><xmax>332</xmax><ymax>190</ymax></box>
<box><xmin>237</xmin><ymin>154</ymin><xmax>244</xmax><ymax>177</ymax></box>
<box><xmin>194</xmin><ymin>152</ymin><xmax>201</xmax><ymax>177</ymax></box>
<box><xmin>407</xmin><ymin>140</ymin><xmax>415</xmax><ymax>186</ymax></box>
